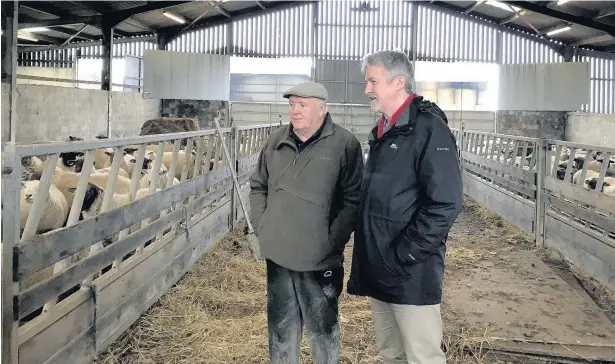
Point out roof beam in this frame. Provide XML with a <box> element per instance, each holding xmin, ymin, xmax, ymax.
<box><xmin>570</xmin><ymin>34</ymin><xmax>614</xmax><ymax>47</ymax></box>
<box><xmin>70</xmin><ymin>1</ymin><xmax>111</xmax><ymax>15</ymax></box>
<box><xmin>427</xmin><ymin>1</ymin><xmax>566</xmax><ymax>55</ymax></box>
<box><xmin>594</xmin><ymin>7</ymin><xmax>615</xmax><ymax>20</ymax></box>
<box><xmin>499</xmin><ymin>9</ymin><xmax>529</xmax><ymax>25</ymax></box>
<box><xmin>18</xmin><ymin>4</ymin><xmax>98</xmax><ymax>41</ymax></box>
<box><xmin>18</xmin><ymin>1</ymin><xmax>190</xmax><ymax>29</ymax></box>
<box><xmin>209</xmin><ymin>1</ymin><xmax>231</xmax><ymax>18</ymax></box>
<box><xmin>464</xmin><ymin>0</ymin><xmax>486</xmax><ymax>14</ymax></box>
<box><xmin>255</xmin><ymin>1</ymin><xmax>267</xmax><ymax>10</ymax></box>
<box><xmin>166</xmin><ymin>1</ymin><xmax>307</xmax><ymax>42</ymax></box>
<box><xmin>18</xmin><ymin>35</ymin><xmax>156</xmax><ymax>53</ymax></box>
<box><xmin>501</xmin><ymin>1</ymin><xmax>615</xmax><ymax>36</ymax></box>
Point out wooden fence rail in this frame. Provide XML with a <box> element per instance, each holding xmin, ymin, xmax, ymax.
<box><xmin>1</xmin><ymin>123</ymin><xmax>278</xmax><ymax>364</ymax></box>
<box><xmin>449</xmin><ymin>127</ymin><xmax>615</xmax><ymax>292</ymax></box>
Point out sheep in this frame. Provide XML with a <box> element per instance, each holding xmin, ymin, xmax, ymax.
<box><xmin>584</xmin><ymin>176</ymin><xmax>615</xmax><ymax>195</ymax></box>
<box><xmin>80</xmin><ymin>187</ymin><xmax>158</xmax><ymax>220</ymax></box>
<box><xmin>21</xmin><ymin>156</ymin><xmax>44</xmax><ymax>180</ymax></box>
<box><xmin>138</xmin><ymin>161</ymin><xmax>173</xmax><ymax>189</ymax></box>
<box><xmin>103</xmin><ymin>148</ymin><xmax>139</xmax><ymax>175</ymax></box>
<box><xmin>572</xmin><ymin>169</ymin><xmax>599</xmax><ymax>185</ymax></box>
<box><xmin>20</xmin><ymin>180</ymin><xmax>69</xmax><ymax>234</ymax></box>
<box><xmin>96</xmin><ymin>166</ymin><xmax>130</xmax><ymax>178</ymax></box>
<box><xmin>88</xmin><ymin>173</ymin><xmax>133</xmax><ymax>194</ymax></box>
<box><xmin>56</xmin><ymin>152</ymin><xmax>89</xmax><ymax>174</ymax></box>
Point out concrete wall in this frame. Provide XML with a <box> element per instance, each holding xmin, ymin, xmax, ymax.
<box><xmin>1</xmin><ymin>83</ymin><xmax>160</xmax><ymax>143</ymax></box>
<box><xmin>230</xmin><ymin>102</ymin><xmax>495</xmax><ymax>143</ymax></box>
<box><xmin>566</xmin><ymin>112</ymin><xmax>615</xmax><ymax>147</ymax></box>
<box><xmin>16</xmin><ymin>66</ymin><xmax>76</xmax><ymax>87</ymax></box>
<box><xmin>161</xmin><ymin>99</ymin><xmax>230</xmax><ymax>129</ymax></box>
<box><xmin>496</xmin><ymin>110</ymin><xmax>566</xmax><ymax>139</ymax></box>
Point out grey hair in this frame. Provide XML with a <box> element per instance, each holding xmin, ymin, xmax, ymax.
<box><xmin>316</xmin><ymin>98</ymin><xmax>328</xmax><ymax>112</ymax></box>
<box><xmin>361</xmin><ymin>49</ymin><xmax>415</xmax><ymax>94</ymax></box>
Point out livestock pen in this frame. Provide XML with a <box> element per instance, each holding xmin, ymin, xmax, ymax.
<box><xmin>1</xmin><ymin>123</ymin><xmax>277</xmax><ymax>364</ymax></box>
<box><xmin>2</xmin><ymin>119</ymin><xmax>615</xmax><ymax>364</ymax></box>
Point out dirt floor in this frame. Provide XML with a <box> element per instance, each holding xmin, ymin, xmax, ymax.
<box><xmin>93</xmin><ymin>197</ymin><xmax>615</xmax><ymax>364</ymax></box>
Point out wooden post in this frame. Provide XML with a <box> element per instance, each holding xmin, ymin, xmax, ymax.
<box><xmin>2</xmin><ymin>144</ymin><xmax>21</xmax><ymax>364</ymax></box>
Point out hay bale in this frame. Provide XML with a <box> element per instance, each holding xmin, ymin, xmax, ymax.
<box><xmin>139</xmin><ymin>117</ymin><xmax>199</xmax><ymax>136</ymax></box>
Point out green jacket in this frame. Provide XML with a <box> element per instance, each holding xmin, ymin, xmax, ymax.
<box><xmin>249</xmin><ymin>113</ymin><xmax>364</xmax><ymax>271</ymax></box>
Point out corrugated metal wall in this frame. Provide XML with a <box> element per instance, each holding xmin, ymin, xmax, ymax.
<box><xmin>316</xmin><ymin>0</ymin><xmax>413</xmax><ymax>60</ymax></box>
<box><xmin>417</xmin><ymin>6</ymin><xmax>498</xmax><ymax>62</ymax></box>
<box><xmin>168</xmin><ymin>24</ymin><xmax>227</xmax><ymax>54</ymax></box>
<box><xmin>574</xmin><ymin>56</ymin><xmax>615</xmax><ymax>114</ymax></box>
<box><xmin>16</xmin><ymin>0</ymin><xmax>615</xmax><ymax>113</ymax></box>
<box><xmin>501</xmin><ymin>32</ymin><xmax>564</xmax><ymax>64</ymax></box>
<box><xmin>233</xmin><ymin>3</ymin><xmax>313</xmax><ymax>57</ymax></box>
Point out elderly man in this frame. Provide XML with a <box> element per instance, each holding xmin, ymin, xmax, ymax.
<box><xmin>347</xmin><ymin>50</ymin><xmax>463</xmax><ymax>364</ymax></box>
<box><xmin>249</xmin><ymin>81</ymin><xmax>364</xmax><ymax>364</ymax></box>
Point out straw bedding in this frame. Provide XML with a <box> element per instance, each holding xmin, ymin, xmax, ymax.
<box><xmin>93</xmin><ymin>199</ymin><xmax>540</xmax><ymax>364</ymax></box>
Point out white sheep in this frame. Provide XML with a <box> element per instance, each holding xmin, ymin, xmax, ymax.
<box><xmin>20</xmin><ymin>180</ymin><xmax>69</xmax><ymax>234</ymax></box>
<box><xmin>573</xmin><ymin>169</ymin><xmax>599</xmax><ymax>185</ymax></box>
<box><xmin>21</xmin><ymin>156</ymin><xmax>45</xmax><ymax>180</ymax></box>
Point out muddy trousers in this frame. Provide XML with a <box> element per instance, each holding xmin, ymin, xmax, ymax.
<box><xmin>266</xmin><ymin>259</ymin><xmax>344</xmax><ymax>364</ymax></box>
<box><xmin>371</xmin><ymin>298</ymin><xmax>446</xmax><ymax>364</ymax></box>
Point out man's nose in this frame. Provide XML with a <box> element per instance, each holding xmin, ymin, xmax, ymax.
<box><xmin>364</xmin><ymin>84</ymin><xmax>371</xmax><ymax>95</ymax></box>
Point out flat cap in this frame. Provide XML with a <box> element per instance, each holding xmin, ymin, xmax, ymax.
<box><xmin>283</xmin><ymin>81</ymin><xmax>328</xmax><ymax>101</ymax></box>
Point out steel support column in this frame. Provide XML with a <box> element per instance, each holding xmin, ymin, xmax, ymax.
<box><xmin>1</xmin><ymin>0</ymin><xmax>19</xmax><ymax>143</ymax></box>
<box><xmin>101</xmin><ymin>20</ymin><xmax>114</xmax><ymax>91</ymax></box>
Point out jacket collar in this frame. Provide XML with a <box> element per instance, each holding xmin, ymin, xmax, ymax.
<box><xmin>369</xmin><ymin>96</ymin><xmax>424</xmax><ymax>144</ymax></box>
<box><xmin>276</xmin><ymin>112</ymin><xmax>334</xmax><ymax>150</ymax></box>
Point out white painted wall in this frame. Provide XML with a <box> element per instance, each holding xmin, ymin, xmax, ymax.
<box><xmin>143</xmin><ymin>50</ymin><xmax>231</xmax><ymax>100</ymax></box>
<box><xmin>498</xmin><ymin>62</ymin><xmax>590</xmax><ymax>111</ymax></box>
<box><xmin>566</xmin><ymin>112</ymin><xmax>615</xmax><ymax>147</ymax></box>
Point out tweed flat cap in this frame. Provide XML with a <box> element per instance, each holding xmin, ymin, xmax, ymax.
<box><xmin>283</xmin><ymin>81</ymin><xmax>328</xmax><ymax>101</ymax></box>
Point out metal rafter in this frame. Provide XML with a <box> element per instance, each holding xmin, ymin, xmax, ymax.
<box><xmin>255</xmin><ymin>1</ymin><xmax>266</xmax><ymax>10</ymax></box>
<box><xmin>464</xmin><ymin>0</ymin><xmax>486</xmax><ymax>14</ymax></box>
<box><xmin>18</xmin><ymin>1</ymin><xmax>190</xmax><ymax>29</ymax></box>
<box><xmin>501</xmin><ymin>1</ymin><xmax>615</xmax><ymax>37</ymax></box>
<box><xmin>428</xmin><ymin>1</ymin><xmax>566</xmax><ymax>55</ymax></box>
<box><xmin>69</xmin><ymin>1</ymin><xmax>111</xmax><ymax>15</ymax></box>
<box><xmin>19</xmin><ymin>4</ymin><xmax>98</xmax><ymax>41</ymax></box>
<box><xmin>166</xmin><ymin>1</ymin><xmax>308</xmax><ymax>41</ymax></box>
<box><xmin>594</xmin><ymin>7</ymin><xmax>615</xmax><ymax>20</ymax></box>
<box><xmin>571</xmin><ymin>34</ymin><xmax>614</xmax><ymax>47</ymax></box>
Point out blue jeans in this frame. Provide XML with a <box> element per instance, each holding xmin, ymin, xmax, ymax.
<box><xmin>266</xmin><ymin>259</ymin><xmax>344</xmax><ymax>364</ymax></box>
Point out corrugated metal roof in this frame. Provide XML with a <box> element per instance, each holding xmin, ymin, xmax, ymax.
<box><xmin>14</xmin><ymin>1</ymin><xmax>615</xmax><ymax>54</ymax></box>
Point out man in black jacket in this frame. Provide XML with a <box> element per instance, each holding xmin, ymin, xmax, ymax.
<box><xmin>347</xmin><ymin>50</ymin><xmax>463</xmax><ymax>363</ymax></box>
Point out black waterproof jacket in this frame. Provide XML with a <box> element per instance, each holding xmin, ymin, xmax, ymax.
<box><xmin>347</xmin><ymin>96</ymin><xmax>463</xmax><ymax>305</ymax></box>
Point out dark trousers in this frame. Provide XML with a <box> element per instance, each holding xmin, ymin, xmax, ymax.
<box><xmin>266</xmin><ymin>259</ymin><xmax>344</xmax><ymax>364</ymax></box>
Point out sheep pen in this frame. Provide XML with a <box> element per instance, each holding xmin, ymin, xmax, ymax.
<box><xmin>93</xmin><ymin>197</ymin><xmax>615</xmax><ymax>364</ymax></box>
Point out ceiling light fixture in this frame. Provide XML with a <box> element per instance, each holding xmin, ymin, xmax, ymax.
<box><xmin>17</xmin><ymin>33</ymin><xmax>38</xmax><ymax>42</ymax></box>
<box><xmin>556</xmin><ymin>0</ymin><xmax>571</xmax><ymax>5</ymax></box>
<box><xmin>163</xmin><ymin>10</ymin><xmax>186</xmax><ymax>24</ymax></box>
<box><xmin>546</xmin><ymin>26</ymin><xmax>571</xmax><ymax>36</ymax></box>
<box><xmin>21</xmin><ymin>27</ymin><xmax>50</xmax><ymax>33</ymax></box>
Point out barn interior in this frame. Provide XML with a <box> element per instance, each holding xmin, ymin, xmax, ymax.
<box><xmin>2</xmin><ymin>1</ymin><xmax>615</xmax><ymax>364</ymax></box>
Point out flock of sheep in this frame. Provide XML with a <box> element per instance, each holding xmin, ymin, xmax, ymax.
<box><xmin>550</xmin><ymin>147</ymin><xmax>615</xmax><ymax>196</ymax></box>
<box><xmin>19</xmin><ymin>136</ymin><xmax>206</xmax><ymax>237</ymax></box>
<box><xmin>470</xmin><ymin>137</ymin><xmax>615</xmax><ymax>197</ymax></box>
